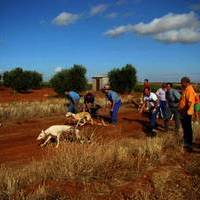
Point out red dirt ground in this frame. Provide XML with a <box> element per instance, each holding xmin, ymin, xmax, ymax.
<box><xmin>0</xmin><ymin>106</ymin><xmax>148</xmax><ymax>166</ymax></box>
<box><xmin>0</xmin><ymin>86</ymin><xmax>57</xmax><ymax>103</ymax></box>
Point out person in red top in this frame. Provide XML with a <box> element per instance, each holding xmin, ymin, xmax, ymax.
<box><xmin>144</xmin><ymin>79</ymin><xmax>150</xmax><ymax>90</ymax></box>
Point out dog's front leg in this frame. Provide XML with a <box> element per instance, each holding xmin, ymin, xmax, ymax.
<box><xmin>90</xmin><ymin>118</ymin><xmax>94</xmax><ymax>125</ymax></box>
<box><xmin>41</xmin><ymin>136</ymin><xmax>51</xmax><ymax>147</ymax></box>
<box><xmin>56</xmin><ymin>135</ymin><xmax>60</xmax><ymax>148</ymax></box>
<box><xmin>80</xmin><ymin>119</ymin><xmax>87</xmax><ymax>126</ymax></box>
<box><xmin>101</xmin><ymin>119</ymin><xmax>108</xmax><ymax>126</ymax></box>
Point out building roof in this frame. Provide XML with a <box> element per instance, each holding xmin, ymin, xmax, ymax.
<box><xmin>92</xmin><ymin>74</ymin><xmax>108</xmax><ymax>79</ymax></box>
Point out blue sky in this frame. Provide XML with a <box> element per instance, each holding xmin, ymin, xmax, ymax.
<box><xmin>0</xmin><ymin>0</ymin><xmax>200</xmax><ymax>82</ymax></box>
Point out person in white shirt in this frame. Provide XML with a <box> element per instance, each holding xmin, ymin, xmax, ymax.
<box><xmin>140</xmin><ymin>88</ymin><xmax>159</xmax><ymax>134</ymax></box>
<box><xmin>156</xmin><ymin>83</ymin><xmax>168</xmax><ymax>131</ymax></box>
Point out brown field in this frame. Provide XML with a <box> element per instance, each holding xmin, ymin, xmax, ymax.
<box><xmin>0</xmin><ymin>86</ymin><xmax>57</xmax><ymax>103</ymax></box>
<box><xmin>0</xmin><ymin>87</ymin><xmax>200</xmax><ymax>199</ymax></box>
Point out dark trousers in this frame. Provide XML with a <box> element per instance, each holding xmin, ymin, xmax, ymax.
<box><xmin>180</xmin><ymin>114</ymin><xmax>193</xmax><ymax>148</ymax></box>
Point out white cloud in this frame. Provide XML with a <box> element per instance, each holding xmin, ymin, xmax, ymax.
<box><xmin>104</xmin><ymin>24</ymin><xmax>134</xmax><ymax>37</ymax></box>
<box><xmin>90</xmin><ymin>4</ymin><xmax>108</xmax><ymax>16</ymax></box>
<box><xmin>54</xmin><ymin>67</ymin><xmax>63</xmax><ymax>73</ymax></box>
<box><xmin>106</xmin><ymin>12</ymin><xmax>118</xmax><ymax>19</ymax></box>
<box><xmin>154</xmin><ymin>28</ymin><xmax>200</xmax><ymax>43</ymax></box>
<box><xmin>133</xmin><ymin>12</ymin><xmax>199</xmax><ymax>35</ymax></box>
<box><xmin>52</xmin><ymin>12</ymin><xmax>79</xmax><ymax>26</ymax></box>
<box><xmin>104</xmin><ymin>12</ymin><xmax>200</xmax><ymax>44</ymax></box>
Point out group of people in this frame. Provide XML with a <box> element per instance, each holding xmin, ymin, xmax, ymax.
<box><xmin>140</xmin><ymin>77</ymin><xmax>200</xmax><ymax>152</ymax></box>
<box><xmin>64</xmin><ymin>77</ymin><xmax>200</xmax><ymax>152</ymax></box>
<box><xmin>65</xmin><ymin>84</ymin><xmax>122</xmax><ymax>125</ymax></box>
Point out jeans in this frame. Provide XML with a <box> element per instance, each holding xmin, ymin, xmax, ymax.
<box><xmin>180</xmin><ymin>114</ymin><xmax>193</xmax><ymax>148</ymax></box>
<box><xmin>150</xmin><ymin>107</ymin><xmax>159</xmax><ymax>130</ymax></box>
<box><xmin>67</xmin><ymin>100</ymin><xmax>78</xmax><ymax>114</ymax></box>
<box><xmin>159</xmin><ymin>101</ymin><xmax>167</xmax><ymax>120</ymax></box>
<box><xmin>111</xmin><ymin>100</ymin><xmax>122</xmax><ymax>124</ymax></box>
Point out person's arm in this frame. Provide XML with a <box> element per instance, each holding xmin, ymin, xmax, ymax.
<box><xmin>151</xmin><ymin>94</ymin><xmax>159</xmax><ymax>113</ymax></box>
<box><xmin>186</xmin><ymin>90</ymin><xmax>195</xmax><ymax>115</ymax></box>
<box><xmin>139</xmin><ymin>102</ymin><xmax>146</xmax><ymax>113</ymax></box>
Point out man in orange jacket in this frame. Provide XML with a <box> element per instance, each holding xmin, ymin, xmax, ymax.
<box><xmin>179</xmin><ymin>77</ymin><xmax>196</xmax><ymax>152</ymax></box>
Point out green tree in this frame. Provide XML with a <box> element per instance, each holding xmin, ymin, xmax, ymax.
<box><xmin>50</xmin><ymin>64</ymin><xmax>87</xmax><ymax>95</ymax></box>
<box><xmin>3</xmin><ymin>68</ymin><xmax>43</xmax><ymax>92</ymax></box>
<box><xmin>108</xmin><ymin>64</ymin><xmax>137</xmax><ymax>93</ymax></box>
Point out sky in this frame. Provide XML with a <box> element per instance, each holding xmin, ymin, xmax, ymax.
<box><xmin>0</xmin><ymin>0</ymin><xmax>200</xmax><ymax>82</ymax></box>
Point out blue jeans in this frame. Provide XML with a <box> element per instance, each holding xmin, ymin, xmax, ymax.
<box><xmin>159</xmin><ymin>101</ymin><xmax>167</xmax><ymax>120</ymax></box>
<box><xmin>111</xmin><ymin>100</ymin><xmax>122</xmax><ymax>124</ymax></box>
<box><xmin>67</xmin><ymin>100</ymin><xmax>78</xmax><ymax>114</ymax></box>
<box><xmin>150</xmin><ymin>107</ymin><xmax>159</xmax><ymax>130</ymax></box>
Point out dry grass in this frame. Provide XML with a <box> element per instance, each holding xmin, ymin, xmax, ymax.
<box><xmin>1</xmin><ymin>132</ymin><xmax>195</xmax><ymax>200</ymax></box>
<box><xmin>0</xmin><ymin>99</ymin><xmax>66</xmax><ymax>121</ymax></box>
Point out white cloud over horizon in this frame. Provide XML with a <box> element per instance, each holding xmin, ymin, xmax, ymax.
<box><xmin>90</xmin><ymin>4</ymin><xmax>108</xmax><ymax>16</ymax></box>
<box><xmin>54</xmin><ymin>67</ymin><xmax>63</xmax><ymax>73</ymax></box>
<box><xmin>104</xmin><ymin>12</ymin><xmax>200</xmax><ymax>44</ymax></box>
<box><xmin>52</xmin><ymin>12</ymin><xmax>80</xmax><ymax>26</ymax></box>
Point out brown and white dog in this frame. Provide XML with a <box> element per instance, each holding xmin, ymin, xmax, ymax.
<box><xmin>65</xmin><ymin>112</ymin><xmax>94</xmax><ymax>127</ymax></box>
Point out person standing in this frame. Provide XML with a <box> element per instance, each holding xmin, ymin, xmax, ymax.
<box><xmin>140</xmin><ymin>87</ymin><xmax>159</xmax><ymax>134</ymax></box>
<box><xmin>102</xmin><ymin>84</ymin><xmax>122</xmax><ymax>125</ymax></box>
<box><xmin>179</xmin><ymin>77</ymin><xmax>196</xmax><ymax>152</ymax></box>
<box><xmin>144</xmin><ymin>79</ymin><xmax>151</xmax><ymax>90</ymax></box>
<box><xmin>65</xmin><ymin>90</ymin><xmax>80</xmax><ymax>113</ymax></box>
<box><xmin>165</xmin><ymin>83</ymin><xmax>181</xmax><ymax>132</ymax></box>
<box><xmin>156</xmin><ymin>83</ymin><xmax>168</xmax><ymax>131</ymax></box>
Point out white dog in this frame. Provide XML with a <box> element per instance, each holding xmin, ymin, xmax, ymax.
<box><xmin>37</xmin><ymin>125</ymin><xmax>80</xmax><ymax>148</ymax></box>
<box><xmin>65</xmin><ymin>112</ymin><xmax>94</xmax><ymax>127</ymax></box>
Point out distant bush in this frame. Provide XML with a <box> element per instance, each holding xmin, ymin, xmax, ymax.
<box><xmin>50</xmin><ymin>64</ymin><xmax>87</xmax><ymax>95</ymax></box>
<box><xmin>108</xmin><ymin>64</ymin><xmax>137</xmax><ymax>93</ymax></box>
<box><xmin>3</xmin><ymin>68</ymin><xmax>42</xmax><ymax>92</ymax></box>
<box><xmin>40</xmin><ymin>81</ymin><xmax>51</xmax><ymax>88</ymax></box>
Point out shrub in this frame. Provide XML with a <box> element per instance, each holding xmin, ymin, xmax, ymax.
<box><xmin>3</xmin><ymin>68</ymin><xmax>42</xmax><ymax>92</ymax></box>
<box><xmin>108</xmin><ymin>64</ymin><xmax>137</xmax><ymax>93</ymax></box>
<box><xmin>50</xmin><ymin>64</ymin><xmax>87</xmax><ymax>95</ymax></box>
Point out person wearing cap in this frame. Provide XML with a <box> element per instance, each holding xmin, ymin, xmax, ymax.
<box><xmin>102</xmin><ymin>84</ymin><xmax>122</xmax><ymax>125</ymax></box>
<box><xmin>179</xmin><ymin>77</ymin><xmax>196</xmax><ymax>152</ymax></box>
<box><xmin>65</xmin><ymin>90</ymin><xmax>80</xmax><ymax>113</ymax></box>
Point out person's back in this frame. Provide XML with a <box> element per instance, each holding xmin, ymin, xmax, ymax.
<box><xmin>69</xmin><ymin>91</ymin><xmax>80</xmax><ymax>102</ymax></box>
<box><xmin>166</xmin><ymin>88</ymin><xmax>180</xmax><ymax>108</ymax></box>
<box><xmin>66</xmin><ymin>91</ymin><xmax>80</xmax><ymax>113</ymax></box>
<box><xmin>107</xmin><ymin>90</ymin><xmax>121</xmax><ymax>103</ymax></box>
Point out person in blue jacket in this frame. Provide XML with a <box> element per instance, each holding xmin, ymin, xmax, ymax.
<box><xmin>102</xmin><ymin>84</ymin><xmax>122</xmax><ymax>124</ymax></box>
<box><xmin>65</xmin><ymin>90</ymin><xmax>80</xmax><ymax>113</ymax></box>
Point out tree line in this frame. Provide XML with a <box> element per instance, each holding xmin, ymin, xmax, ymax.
<box><xmin>1</xmin><ymin>64</ymin><xmax>137</xmax><ymax>94</ymax></box>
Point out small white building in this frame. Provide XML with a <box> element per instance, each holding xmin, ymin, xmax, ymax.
<box><xmin>92</xmin><ymin>74</ymin><xmax>109</xmax><ymax>91</ymax></box>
